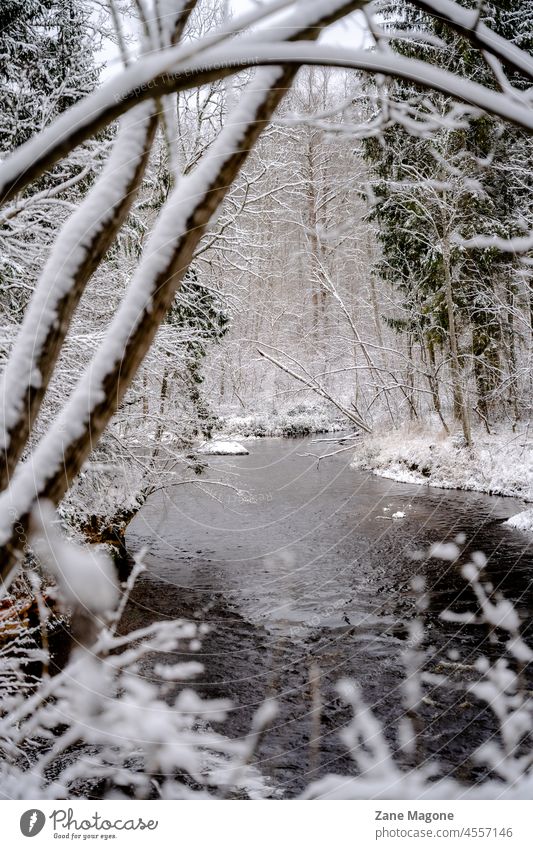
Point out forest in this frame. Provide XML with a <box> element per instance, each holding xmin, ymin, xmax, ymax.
<box><xmin>0</xmin><ymin>0</ymin><xmax>532</xmax><ymax>805</ymax></box>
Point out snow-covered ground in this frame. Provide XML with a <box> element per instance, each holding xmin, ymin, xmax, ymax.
<box><xmin>351</xmin><ymin>425</ymin><xmax>533</xmax><ymax>529</ymax></box>
<box><xmin>506</xmin><ymin>508</ymin><xmax>533</xmax><ymax>534</ymax></box>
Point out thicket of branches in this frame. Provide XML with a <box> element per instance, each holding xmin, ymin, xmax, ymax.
<box><xmin>0</xmin><ymin>0</ymin><xmax>532</xmax><ymax>800</ymax></box>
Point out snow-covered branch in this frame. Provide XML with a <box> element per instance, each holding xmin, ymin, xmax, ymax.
<box><xmin>0</xmin><ymin>0</ymin><xmax>366</xmax><ymax>580</ymax></box>
<box><xmin>2</xmin><ymin>0</ymin><xmax>533</xmax><ymax>208</ymax></box>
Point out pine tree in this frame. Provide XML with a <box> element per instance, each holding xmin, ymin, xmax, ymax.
<box><xmin>0</xmin><ymin>0</ymin><xmax>98</xmax><ymax>154</ymax></box>
<box><xmin>166</xmin><ymin>268</ymin><xmax>230</xmax><ymax>439</ymax></box>
<box><xmin>364</xmin><ymin>0</ymin><xmax>533</xmax><ymax>434</ymax></box>
<box><xmin>0</xmin><ymin>0</ymin><xmax>100</xmax><ymax>331</ymax></box>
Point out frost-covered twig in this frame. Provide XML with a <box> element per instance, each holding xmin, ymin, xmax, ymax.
<box><xmin>303</xmin><ymin>541</ymin><xmax>532</xmax><ymax>799</ymax></box>
<box><xmin>0</xmin><ymin>529</ymin><xmax>264</xmax><ymax>800</ymax></box>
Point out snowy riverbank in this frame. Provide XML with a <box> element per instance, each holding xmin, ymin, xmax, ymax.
<box><xmin>351</xmin><ymin>425</ymin><xmax>533</xmax><ymax>531</ymax></box>
<box><xmin>216</xmin><ymin>407</ymin><xmax>346</xmax><ymax>439</ymax></box>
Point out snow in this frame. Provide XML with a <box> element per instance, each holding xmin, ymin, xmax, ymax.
<box><xmin>0</xmin><ymin>584</ymin><xmax>272</xmax><ymax>799</ymax></box>
<box><xmin>2</xmin><ymin>0</ymin><xmax>532</xmax><ymax>806</ymax></box>
<box><xmin>429</xmin><ymin>542</ymin><xmax>460</xmax><ymax>561</ymax></box>
<box><xmin>0</xmin><ymin>103</ymin><xmax>156</xmax><ymax>453</ymax></box>
<box><xmin>217</xmin><ymin>407</ymin><xmax>345</xmax><ymax>438</ymax></box>
<box><xmin>353</xmin><ymin>425</ymin><xmax>533</xmax><ymax>539</ymax></box>
<box><xmin>2</xmin><ymin>0</ymin><xmax>532</xmax><ymax>207</ymax></box>
<box><xmin>457</xmin><ymin>230</ymin><xmax>533</xmax><ymax>253</ymax></box>
<box><xmin>178</xmin><ymin>41</ymin><xmax>533</xmax><ymax>132</ymax></box>
<box><xmin>301</xmin><ymin>772</ymin><xmax>533</xmax><ymax>800</ymax></box>
<box><xmin>0</xmin><ymin>64</ymin><xmax>290</xmax><ymax>548</ymax></box>
<box><xmin>505</xmin><ymin>508</ymin><xmax>533</xmax><ymax>534</ymax></box>
<box><xmin>252</xmin><ymin>699</ymin><xmax>279</xmax><ymax>731</ymax></box>
<box><xmin>352</xmin><ymin>425</ymin><xmax>533</xmax><ymax>503</ymax></box>
<box><xmin>415</xmin><ymin>0</ymin><xmax>533</xmax><ymax>80</ymax></box>
<box><xmin>0</xmin><ymin>0</ymin><xmax>293</xmax><ymax>203</ymax></box>
<box><xmin>198</xmin><ymin>440</ymin><xmax>249</xmax><ymax>456</ymax></box>
<box><xmin>507</xmin><ymin>636</ymin><xmax>533</xmax><ymax>663</ymax></box>
<box><xmin>153</xmin><ymin>661</ymin><xmax>204</xmax><ymax>681</ymax></box>
<box><xmin>0</xmin><ymin>0</ymin><xmax>370</xmax><ymax>552</ymax></box>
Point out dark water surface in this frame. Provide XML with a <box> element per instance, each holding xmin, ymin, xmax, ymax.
<box><xmin>126</xmin><ymin>436</ymin><xmax>533</xmax><ymax>795</ymax></box>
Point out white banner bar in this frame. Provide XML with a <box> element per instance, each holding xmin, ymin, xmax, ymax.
<box><xmin>2</xmin><ymin>799</ymin><xmax>531</xmax><ymax>848</ymax></box>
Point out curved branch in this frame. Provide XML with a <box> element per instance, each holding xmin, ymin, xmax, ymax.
<box><xmin>2</xmin><ymin>0</ymin><xmax>532</xmax><ymax>205</ymax></box>
<box><xmin>0</xmin><ymin>0</ymin><xmax>297</xmax><ymax>206</ymax></box>
<box><xmin>0</xmin><ymin>105</ymin><xmax>158</xmax><ymax>492</ymax></box>
<box><xmin>412</xmin><ymin>0</ymin><xmax>533</xmax><ymax>82</ymax></box>
<box><xmin>178</xmin><ymin>42</ymin><xmax>533</xmax><ymax>132</ymax></box>
<box><xmin>0</xmin><ymin>1</ymin><xmax>201</xmax><ymax>491</ymax></box>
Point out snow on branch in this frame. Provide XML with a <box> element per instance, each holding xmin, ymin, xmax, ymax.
<box><xmin>0</xmin><ymin>0</ymin><xmax>366</xmax><ymax>582</ymax></box>
<box><xmin>2</xmin><ymin>0</ymin><xmax>532</xmax><ymax>206</ymax></box>
<box><xmin>0</xmin><ymin>104</ymin><xmax>158</xmax><ymax>490</ymax></box>
<box><xmin>30</xmin><ymin>500</ymin><xmax>118</xmax><ymax>615</ymax></box>
<box><xmin>0</xmin><ymin>0</ymin><xmax>298</xmax><ymax>205</ymax></box>
<box><xmin>175</xmin><ymin>42</ymin><xmax>533</xmax><ymax>133</ymax></box>
<box><xmin>454</xmin><ymin>230</ymin><xmax>533</xmax><ymax>254</ymax></box>
<box><xmin>0</xmin><ymin>0</ymin><xmax>204</xmax><ymax>491</ymax></box>
<box><xmin>412</xmin><ymin>0</ymin><xmax>533</xmax><ymax>82</ymax></box>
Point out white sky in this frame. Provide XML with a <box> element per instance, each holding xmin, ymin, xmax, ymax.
<box><xmin>231</xmin><ymin>0</ymin><xmax>366</xmax><ymax>47</ymax></box>
<box><xmin>99</xmin><ymin>1</ymin><xmax>366</xmax><ymax>80</ymax></box>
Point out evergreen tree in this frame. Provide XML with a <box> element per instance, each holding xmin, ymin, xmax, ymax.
<box><xmin>0</xmin><ymin>0</ymin><xmax>100</xmax><ymax>330</ymax></box>
<box><xmin>0</xmin><ymin>0</ymin><xmax>98</xmax><ymax>154</ymax></box>
<box><xmin>166</xmin><ymin>268</ymin><xmax>230</xmax><ymax>438</ymax></box>
<box><xmin>364</xmin><ymin>0</ymin><xmax>533</xmax><ymax>433</ymax></box>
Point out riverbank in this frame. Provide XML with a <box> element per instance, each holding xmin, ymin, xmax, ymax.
<box><xmin>215</xmin><ymin>406</ymin><xmax>345</xmax><ymax>439</ymax></box>
<box><xmin>350</xmin><ymin>425</ymin><xmax>533</xmax><ymax>527</ymax></box>
<box><xmin>128</xmin><ymin>434</ymin><xmax>532</xmax><ymax>796</ymax></box>
<box><xmin>212</xmin><ymin>415</ymin><xmax>533</xmax><ymax>530</ymax></box>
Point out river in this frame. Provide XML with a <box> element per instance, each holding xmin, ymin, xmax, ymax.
<box><xmin>126</xmin><ymin>435</ymin><xmax>533</xmax><ymax>795</ymax></box>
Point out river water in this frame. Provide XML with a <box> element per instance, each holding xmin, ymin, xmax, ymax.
<box><xmin>126</xmin><ymin>435</ymin><xmax>533</xmax><ymax>795</ymax></box>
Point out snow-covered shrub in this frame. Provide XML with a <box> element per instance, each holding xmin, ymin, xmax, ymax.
<box><xmin>219</xmin><ymin>404</ymin><xmax>345</xmax><ymax>439</ymax></box>
<box><xmin>304</xmin><ymin>543</ymin><xmax>533</xmax><ymax>800</ymax></box>
<box><xmin>0</xmin><ymin>507</ymin><xmax>273</xmax><ymax>800</ymax></box>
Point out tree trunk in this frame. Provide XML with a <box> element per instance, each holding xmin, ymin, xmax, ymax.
<box><xmin>442</xmin><ymin>237</ymin><xmax>471</xmax><ymax>445</ymax></box>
